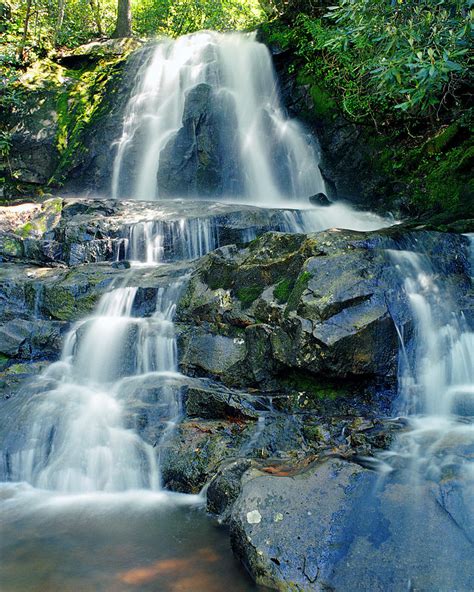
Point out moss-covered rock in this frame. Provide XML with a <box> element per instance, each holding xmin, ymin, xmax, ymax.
<box><xmin>177</xmin><ymin>227</ymin><xmax>471</xmax><ymax>392</ymax></box>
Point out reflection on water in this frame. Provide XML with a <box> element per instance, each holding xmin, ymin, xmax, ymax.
<box><xmin>0</xmin><ymin>485</ymin><xmax>262</xmax><ymax>592</ymax></box>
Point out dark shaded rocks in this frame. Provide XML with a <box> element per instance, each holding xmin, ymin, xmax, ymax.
<box><xmin>185</xmin><ymin>382</ymin><xmax>258</xmax><ymax>420</ymax></box>
<box><xmin>177</xmin><ymin>229</ymin><xmax>400</xmax><ymax>390</ymax></box>
<box><xmin>176</xmin><ymin>228</ymin><xmax>471</xmax><ymax>400</ymax></box>
<box><xmin>159</xmin><ymin>419</ymin><xmax>247</xmax><ymax>494</ymax></box>
<box><xmin>0</xmin><ymin>319</ymin><xmax>65</xmax><ymax>363</ymax></box>
<box><xmin>158</xmin><ymin>83</ymin><xmax>243</xmax><ymax>197</ymax></box>
<box><xmin>0</xmin><ymin>197</ymin><xmax>308</xmax><ymax>267</ymax></box>
<box><xmin>308</xmin><ymin>193</ymin><xmax>331</xmax><ymax>207</ymax></box>
<box><xmin>179</xmin><ymin>330</ymin><xmax>247</xmax><ymax>383</ymax></box>
<box><xmin>207</xmin><ymin>459</ymin><xmax>252</xmax><ymax>522</ymax></box>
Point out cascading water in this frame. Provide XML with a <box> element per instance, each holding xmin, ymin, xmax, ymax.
<box><xmin>384</xmin><ymin>242</ymin><xmax>474</xmax><ymax>493</ymax></box>
<box><xmin>118</xmin><ymin>217</ymin><xmax>220</xmax><ymax>263</ymax></box>
<box><xmin>111</xmin><ymin>31</ymin><xmax>325</xmax><ymax>204</ymax></box>
<box><xmin>5</xmin><ymin>279</ymin><xmax>188</xmax><ymax>492</ymax></box>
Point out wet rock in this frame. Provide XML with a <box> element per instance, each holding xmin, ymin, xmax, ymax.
<box><xmin>184</xmin><ymin>382</ymin><xmax>259</xmax><ymax>420</ymax></box>
<box><xmin>158</xmin><ymin>83</ymin><xmax>243</xmax><ymax>197</ymax></box>
<box><xmin>111</xmin><ymin>259</ymin><xmax>131</xmax><ymax>269</ymax></box>
<box><xmin>178</xmin><ymin>229</ymin><xmax>401</xmax><ymax>388</ymax></box>
<box><xmin>230</xmin><ymin>458</ymin><xmax>474</xmax><ymax>591</ymax></box>
<box><xmin>159</xmin><ymin>419</ymin><xmax>247</xmax><ymax>493</ymax></box>
<box><xmin>207</xmin><ymin>459</ymin><xmax>252</xmax><ymax>522</ymax></box>
<box><xmin>308</xmin><ymin>193</ymin><xmax>331</xmax><ymax>207</ymax></box>
<box><xmin>178</xmin><ymin>228</ymin><xmax>471</xmax><ymax>393</ymax></box>
<box><xmin>0</xmin><ymin>319</ymin><xmax>65</xmax><ymax>361</ymax></box>
<box><xmin>179</xmin><ymin>329</ymin><xmax>247</xmax><ymax>384</ymax></box>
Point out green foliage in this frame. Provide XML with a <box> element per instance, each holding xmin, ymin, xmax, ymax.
<box><xmin>0</xmin><ymin>0</ymin><xmax>116</xmax><ymax>63</ymax></box>
<box><xmin>0</xmin><ymin>131</ymin><xmax>12</xmax><ymax>156</ymax></box>
<box><xmin>132</xmin><ymin>0</ymin><xmax>265</xmax><ymax>38</ymax></box>
<box><xmin>273</xmin><ymin>0</ymin><xmax>472</xmax><ymax>122</ymax></box>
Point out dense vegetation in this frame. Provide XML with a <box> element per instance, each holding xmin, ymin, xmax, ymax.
<box><xmin>1</xmin><ymin>0</ymin><xmax>472</xmax><ymax>222</ymax></box>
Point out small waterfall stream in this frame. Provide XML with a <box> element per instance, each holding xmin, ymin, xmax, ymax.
<box><xmin>382</xmin><ymin>241</ymin><xmax>474</xmax><ymax>516</ymax></box>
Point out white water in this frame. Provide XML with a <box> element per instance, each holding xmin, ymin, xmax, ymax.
<box><xmin>385</xmin><ymin>243</ymin><xmax>474</xmax><ymax>486</ymax></box>
<box><xmin>7</xmin><ymin>279</ymin><xmax>187</xmax><ymax>493</ymax></box>
<box><xmin>111</xmin><ymin>31</ymin><xmax>325</xmax><ymax>203</ymax></box>
<box><xmin>118</xmin><ymin>217</ymin><xmax>220</xmax><ymax>264</ymax></box>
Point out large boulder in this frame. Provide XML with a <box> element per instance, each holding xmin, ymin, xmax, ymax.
<box><xmin>176</xmin><ymin>228</ymin><xmax>471</xmax><ymax>396</ymax></box>
<box><xmin>157</xmin><ymin>83</ymin><xmax>243</xmax><ymax>197</ymax></box>
<box><xmin>230</xmin><ymin>458</ymin><xmax>474</xmax><ymax>591</ymax></box>
<box><xmin>177</xmin><ymin>230</ymin><xmax>400</xmax><ymax>390</ymax></box>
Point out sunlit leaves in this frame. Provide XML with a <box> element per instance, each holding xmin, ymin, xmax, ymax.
<box><xmin>290</xmin><ymin>0</ymin><xmax>472</xmax><ymax>120</ymax></box>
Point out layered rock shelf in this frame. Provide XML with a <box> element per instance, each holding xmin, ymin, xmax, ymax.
<box><xmin>1</xmin><ymin>197</ymin><xmax>473</xmax><ymax>590</ymax></box>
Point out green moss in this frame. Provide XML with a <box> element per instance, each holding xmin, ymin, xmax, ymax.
<box><xmin>1</xmin><ymin>236</ymin><xmax>23</xmax><ymax>257</ymax></box>
<box><xmin>295</xmin><ymin>73</ymin><xmax>338</xmax><ymax>120</ymax></box>
<box><xmin>50</xmin><ymin>52</ymin><xmax>133</xmax><ymax>185</ymax></box>
<box><xmin>302</xmin><ymin>424</ymin><xmax>324</xmax><ymax>444</ymax></box>
<box><xmin>205</xmin><ymin>262</ymin><xmax>236</xmax><ymax>290</ymax></box>
<box><xmin>274</xmin><ymin>278</ymin><xmax>294</xmax><ymax>304</ymax></box>
<box><xmin>17</xmin><ymin>221</ymin><xmax>34</xmax><ymax>238</ymax></box>
<box><xmin>0</xmin><ymin>353</ymin><xmax>9</xmax><ymax>370</ymax></box>
<box><xmin>281</xmin><ymin>372</ymin><xmax>349</xmax><ymax>412</ymax></box>
<box><xmin>285</xmin><ymin>270</ymin><xmax>312</xmax><ymax>315</ymax></box>
<box><xmin>425</xmin><ymin>122</ymin><xmax>460</xmax><ymax>155</ymax></box>
<box><xmin>285</xmin><ymin>374</ymin><xmax>343</xmax><ymax>400</ymax></box>
<box><xmin>3</xmin><ymin>363</ymin><xmax>29</xmax><ymax>375</ymax></box>
<box><xmin>236</xmin><ymin>285</ymin><xmax>263</xmax><ymax>307</ymax></box>
<box><xmin>43</xmin><ymin>286</ymin><xmax>100</xmax><ymax>321</ymax></box>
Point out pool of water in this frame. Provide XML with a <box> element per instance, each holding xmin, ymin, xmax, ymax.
<box><xmin>0</xmin><ymin>484</ymin><xmax>263</xmax><ymax>592</ymax></box>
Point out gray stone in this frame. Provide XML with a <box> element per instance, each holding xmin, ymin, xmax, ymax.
<box><xmin>230</xmin><ymin>458</ymin><xmax>474</xmax><ymax>591</ymax></box>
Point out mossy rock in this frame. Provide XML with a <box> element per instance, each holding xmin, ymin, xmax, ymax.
<box><xmin>236</xmin><ymin>285</ymin><xmax>263</xmax><ymax>307</ymax></box>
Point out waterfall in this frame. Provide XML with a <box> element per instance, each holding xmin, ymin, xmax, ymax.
<box><xmin>111</xmin><ymin>31</ymin><xmax>325</xmax><ymax>203</ymax></box>
<box><xmin>118</xmin><ymin>217</ymin><xmax>220</xmax><ymax>263</ymax></box>
<box><xmin>385</xmin><ymin>243</ymin><xmax>474</xmax><ymax>486</ymax></box>
<box><xmin>4</xmin><ymin>265</ymin><xmax>188</xmax><ymax>492</ymax></box>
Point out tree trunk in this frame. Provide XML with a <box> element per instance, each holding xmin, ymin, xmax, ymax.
<box><xmin>112</xmin><ymin>0</ymin><xmax>131</xmax><ymax>38</ymax></box>
<box><xmin>18</xmin><ymin>0</ymin><xmax>33</xmax><ymax>60</ymax></box>
<box><xmin>54</xmin><ymin>0</ymin><xmax>65</xmax><ymax>45</ymax></box>
<box><xmin>90</xmin><ymin>0</ymin><xmax>103</xmax><ymax>36</ymax></box>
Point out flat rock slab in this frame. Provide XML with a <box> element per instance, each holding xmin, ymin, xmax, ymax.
<box><xmin>230</xmin><ymin>458</ymin><xmax>474</xmax><ymax>591</ymax></box>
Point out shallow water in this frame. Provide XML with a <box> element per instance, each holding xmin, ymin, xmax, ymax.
<box><xmin>0</xmin><ymin>485</ymin><xmax>262</xmax><ymax>592</ymax></box>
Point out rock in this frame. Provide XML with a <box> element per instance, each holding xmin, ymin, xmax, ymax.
<box><xmin>207</xmin><ymin>459</ymin><xmax>252</xmax><ymax>522</ymax></box>
<box><xmin>111</xmin><ymin>260</ymin><xmax>131</xmax><ymax>269</ymax></box>
<box><xmin>184</xmin><ymin>382</ymin><xmax>259</xmax><ymax>420</ymax></box>
<box><xmin>57</xmin><ymin>38</ymin><xmax>142</xmax><ymax>67</ymax></box>
<box><xmin>230</xmin><ymin>458</ymin><xmax>474</xmax><ymax>591</ymax></box>
<box><xmin>177</xmin><ymin>228</ymin><xmax>471</xmax><ymax>394</ymax></box>
<box><xmin>157</xmin><ymin>83</ymin><xmax>243</xmax><ymax>197</ymax></box>
<box><xmin>159</xmin><ymin>419</ymin><xmax>247</xmax><ymax>493</ymax></box>
<box><xmin>0</xmin><ymin>319</ymin><xmax>65</xmax><ymax>361</ymax></box>
<box><xmin>0</xmin><ymin>197</ymin><xmax>316</xmax><ymax>267</ymax></box>
<box><xmin>179</xmin><ymin>330</ymin><xmax>247</xmax><ymax>384</ymax></box>
<box><xmin>308</xmin><ymin>193</ymin><xmax>331</xmax><ymax>207</ymax></box>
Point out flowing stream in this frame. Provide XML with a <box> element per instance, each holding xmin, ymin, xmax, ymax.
<box><xmin>0</xmin><ymin>222</ymin><xmax>262</xmax><ymax>590</ymax></box>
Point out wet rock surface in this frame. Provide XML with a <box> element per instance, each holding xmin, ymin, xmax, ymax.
<box><xmin>0</xmin><ymin>197</ymin><xmax>308</xmax><ymax>266</ymax></box>
<box><xmin>177</xmin><ymin>227</ymin><xmax>470</xmax><ymax>392</ymax></box>
<box><xmin>229</xmin><ymin>458</ymin><xmax>474</xmax><ymax>591</ymax></box>
<box><xmin>1</xmin><ymin>197</ymin><xmax>472</xmax><ymax>590</ymax></box>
